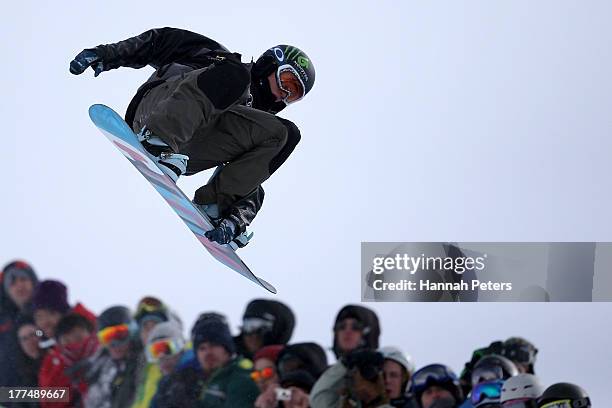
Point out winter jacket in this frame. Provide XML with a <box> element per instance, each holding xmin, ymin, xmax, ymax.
<box><xmin>87</xmin><ymin>27</ymin><xmax>302</xmax><ymax>230</ymax></box>
<box><xmin>151</xmin><ymin>355</ymin><xmax>258</xmax><ymax>408</ymax></box>
<box><xmin>38</xmin><ymin>346</ymin><xmax>94</xmax><ymax>408</ymax></box>
<box><xmin>149</xmin><ymin>350</ymin><xmax>195</xmax><ymax>408</ymax></box>
<box><xmin>0</xmin><ymin>267</ymin><xmax>38</xmax><ymax>386</ymax></box>
<box><xmin>309</xmin><ymin>361</ymin><xmax>348</xmax><ymax>408</ymax></box>
<box><xmin>130</xmin><ymin>355</ymin><xmax>162</xmax><ymax>408</ymax></box>
<box><xmin>84</xmin><ymin>340</ymin><xmax>141</xmax><ymax>408</ymax></box>
<box><xmin>198</xmin><ymin>357</ymin><xmax>259</xmax><ymax>408</ymax></box>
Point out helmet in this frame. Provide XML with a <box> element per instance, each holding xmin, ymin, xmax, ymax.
<box><xmin>471</xmin><ymin>380</ymin><xmax>504</xmax><ymax>407</ymax></box>
<box><xmin>379</xmin><ymin>346</ymin><xmax>415</xmax><ymax>393</ymax></box>
<box><xmin>134</xmin><ymin>296</ymin><xmax>169</xmax><ymax>326</ymax></box>
<box><xmin>251</xmin><ymin>45</ymin><xmax>315</xmax><ymax>113</ymax></box>
<box><xmin>379</xmin><ymin>346</ymin><xmax>416</xmax><ymax>375</ymax></box>
<box><xmin>502</xmin><ymin>337</ymin><xmax>538</xmax><ymax>373</ymax></box>
<box><xmin>538</xmin><ymin>383</ymin><xmax>591</xmax><ymax>408</ymax></box>
<box><xmin>258</xmin><ymin>45</ymin><xmax>315</xmax><ymax>96</ymax></box>
<box><xmin>501</xmin><ymin>374</ymin><xmax>545</xmax><ymax>403</ymax></box>
<box><xmin>97</xmin><ymin>306</ymin><xmax>134</xmax><ymax>330</ymax></box>
<box><xmin>411</xmin><ymin>364</ymin><xmax>463</xmax><ymax>404</ymax></box>
<box><xmin>472</xmin><ymin>354</ymin><xmax>519</xmax><ymax>386</ymax></box>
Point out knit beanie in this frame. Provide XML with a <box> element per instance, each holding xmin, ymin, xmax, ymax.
<box><xmin>31</xmin><ymin>280</ymin><xmax>70</xmax><ymax>313</ymax></box>
<box><xmin>192</xmin><ymin>319</ymin><xmax>235</xmax><ymax>354</ymax></box>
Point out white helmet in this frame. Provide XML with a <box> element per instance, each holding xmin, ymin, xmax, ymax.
<box><xmin>379</xmin><ymin>346</ymin><xmax>416</xmax><ymax>375</ymax></box>
<box><xmin>500</xmin><ymin>374</ymin><xmax>545</xmax><ymax>403</ymax></box>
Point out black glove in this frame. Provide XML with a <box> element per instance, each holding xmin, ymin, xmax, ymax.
<box><xmin>205</xmin><ymin>219</ymin><xmax>237</xmax><ymax>245</ymax></box>
<box><xmin>70</xmin><ymin>49</ymin><xmax>104</xmax><ymax>76</ymax></box>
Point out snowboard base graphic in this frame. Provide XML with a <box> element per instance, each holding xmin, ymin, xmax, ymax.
<box><xmin>88</xmin><ymin>104</ymin><xmax>276</xmax><ymax>293</ymax></box>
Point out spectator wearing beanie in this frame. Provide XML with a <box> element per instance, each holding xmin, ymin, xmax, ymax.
<box><xmin>195</xmin><ymin>317</ymin><xmax>261</xmax><ymax>407</ymax></box>
<box><xmin>0</xmin><ymin>260</ymin><xmax>39</xmax><ymax>387</ymax></box>
<box><xmin>151</xmin><ymin>314</ymin><xmax>260</xmax><ymax>408</ymax></box>
<box><xmin>131</xmin><ymin>296</ymin><xmax>173</xmax><ymax>408</ymax></box>
<box><xmin>31</xmin><ymin>280</ymin><xmax>96</xmax><ymax>340</ymax></box>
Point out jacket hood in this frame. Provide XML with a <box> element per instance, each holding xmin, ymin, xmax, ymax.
<box><xmin>332</xmin><ymin>305</ymin><xmax>380</xmax><ymax>358</ymax></box>
<box><xmin>241</xmin><ymin>299</ymin><xmax>295</xmax><ymax>345</ymax></box>
<box><xmin>277</xmin><ymin>342</ymin><xmax>329</xmax><ymax>381</ymax></box>
<box><xmin>1</xmin><ymin>260</ymin><xmax>39</xmax><ymax>315</ymax></box>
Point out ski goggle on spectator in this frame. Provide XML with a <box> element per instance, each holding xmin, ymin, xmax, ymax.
<box><xmin>275</xmin><ymin>64</ymin><xmax>305</xmax><ymax>105</ymax></box>
<box><xmin>250</xmin><ymin>366</ymin><xmax>275</xmax><ymax>382</ymax></box>
<box><xmin>412</xmin><ymin>364</ymin><xmax>457</xmax><ymax>392</ymax></box>
<box><xmin>502</xmin><ymin>399</ymin><xmax>538</xmax><ymax>408</ymax></box>
<box><xmin>503</xmin><ymin>345</ymin><xmax>536</xmax><ymax>364</ymax></box>
<box><xmin>146</xmin><ymin>338</ymin><xmax>183</xmax><ymax>363</ymax></box>
<box><xmin>471</xmin><ymin>365</ymin><xmax>505</xmax><ymax>385</ymax></box>
<box><xmin>241</xmin><ymin>317</ymin><xmax>273</xmax><ymax>334</ymax></box>
<box><xmin>97</xmin><ymin>324</ymin><xmax>130</xmax><ymax>346</ymax></box>
<box><xmin>539</xmin><ymin>400</ymin><xmax>590</xmax><ymax>408</ymax></box>
<box><xmin>137</xmin><ymin>297</ymin><xmax>166</xmax><ymax>314</ymax></box>
<box><xmin>470</xmin><ymin>380</ymin><xmax>503</xmax><ymax>405</ymax></box>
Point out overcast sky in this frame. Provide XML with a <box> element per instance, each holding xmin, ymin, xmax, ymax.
<box><xmin>2</xmin><ymin>0</ymin><xmax>611</xmax><ymax>403</ymax></box>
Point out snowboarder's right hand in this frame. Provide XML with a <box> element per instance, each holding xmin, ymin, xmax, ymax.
<box><xmin>70</xmin><ymin>49</ymin><xmax>104</xmax><ymax>77</ymax></box>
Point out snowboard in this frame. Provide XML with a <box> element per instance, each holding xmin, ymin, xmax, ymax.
<box><xmin>88</xmin><ymin>104</ymin><xmax>276</xmax><ymax>293</ymax></box>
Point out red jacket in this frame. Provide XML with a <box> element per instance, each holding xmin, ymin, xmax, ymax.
<box><xmin>38</xmin><ymin>302</ymin><xmax>98</xmax><ymax>407</ymax></box>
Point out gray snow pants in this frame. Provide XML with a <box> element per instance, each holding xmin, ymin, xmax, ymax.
<box><xmin>132</xmin><ymin>59</ymin><xmax>288</xmax><ymax>213</ymax></box>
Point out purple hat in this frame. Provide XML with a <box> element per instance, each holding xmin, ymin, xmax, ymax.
<box><xmin>32</xmin><ymin>280</ymin><xmax>70</xmax><ymax>314</ymax></box>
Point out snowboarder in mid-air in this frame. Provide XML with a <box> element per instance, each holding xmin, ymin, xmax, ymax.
<box><xmin>70</xmin><ymin>27</ymin><xmax>315</xmax><ymax>247</ymax></box>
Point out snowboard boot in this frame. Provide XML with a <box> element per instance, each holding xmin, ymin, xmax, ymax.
<box><xmin>194</xmin><ymin>203</ymin><xmax>253</xmax><ymax>248</ymax></box>
<box><xmin>137</xmin><ymin>127</ymin><xmax>188</xmax><ymax>182</ymax></box>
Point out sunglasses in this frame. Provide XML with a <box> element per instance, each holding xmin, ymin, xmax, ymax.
<box><xmin>146</xmin><ymin>338</ymin><xmax>183</xmax><ymax>363</ymax></box>
<box><xmin>241</xmin><ymin>318</ymin><xmax>273</xmax><ymax>334</ymax></box>
<box><xmin>97</xmin><ymin>324</ymin><xmax>130</xmax><ymax>346</ymax></box>
<box><xmin>250</xmin><ymin>366</ymin><xmax>275</xmax><ymax>382</ymax></box>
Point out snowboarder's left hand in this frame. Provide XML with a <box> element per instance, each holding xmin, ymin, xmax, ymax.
<box><xmin>70</xmin><ymin>49</ymin><xmax>104</xmax><ymax>77</ymax></box>
<box><xmin>205</xmin><ymin>218</ymin><xmax>237</xmax><ymax>245</ymax></box>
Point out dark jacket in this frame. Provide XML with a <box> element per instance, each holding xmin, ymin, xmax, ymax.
<box><xmin>0</xmin><ymin>266</ymin><xmax>38</xmax><ymax>387</ymax></box>
<box><xmin>152</xmin><ymin>355</ymin><xmax>259</xmax><ymax>408</ymax></box>
<box><xmin>89</xmin><ymin>27</ymin><xmax>302</xmax><ymax>230</ymax></box>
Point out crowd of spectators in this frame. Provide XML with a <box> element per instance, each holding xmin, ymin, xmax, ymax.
<box><xmin>0</xmin><ymin>260</ymin><xmax>592</xmax><ymax>408</ymax></box>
